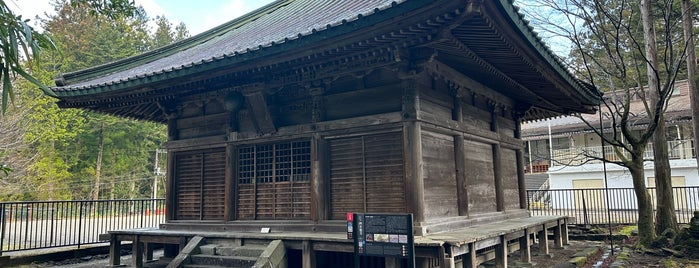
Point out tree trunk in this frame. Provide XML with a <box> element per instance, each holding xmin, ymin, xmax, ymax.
<box><xmin>630</xmin><ymin>152</ymin><xmax>656</xmax><ymax>246</ymax></box>
<box><xmin>682</xmin><ymin>0</ymin><xmax>699</xmax><ymax>174</ymax></box>
<box><xmin>91</xmin><ymin>124</ymin><xmax>104</xmax><ymax>200</ymax></box>
<box><xmin>653</xmin><ymin>118</ymin><xmax>678</xmax><ymax>234</ymax></box>
<box><xmin>641</xmin><ymin>0</ymin><xmax>678</xmax><ymax>235</ymax></box>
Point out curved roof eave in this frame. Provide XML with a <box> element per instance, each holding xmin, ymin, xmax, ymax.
<box><xmin>492</xmin><ymin>0</ymin><xmax>602</xmax><ymax>106</ymax></box>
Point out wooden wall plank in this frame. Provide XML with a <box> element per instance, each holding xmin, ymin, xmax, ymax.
<box><xmin>421</xmin><ymin>130</ymin><xmax>458</xmax><ymax>219</ymax></box>
<box><xmin>463</xmin><ymin>139</ymin><xmax>497</xmax><ymax>214</ymax></box>
<box><xmin>501</xmin><ymin>148</ymin><xmax>520</xmax><ymax>210</ymax></box>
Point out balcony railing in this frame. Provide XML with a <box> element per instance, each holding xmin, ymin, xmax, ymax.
<box><xmin>526</xmin><ymin>139</ymin><xmax>695</xmax><ymax>173</ymax></box>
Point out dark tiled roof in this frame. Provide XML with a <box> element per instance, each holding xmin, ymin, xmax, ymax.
<box><xmin>52</xmin><ymin>0</ymin><xmax>415</xmax><ymax>95</ymax></box>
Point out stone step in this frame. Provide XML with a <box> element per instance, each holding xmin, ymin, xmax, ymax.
<box><xmin>227</xmin><ymin>245</ymin><xmax>267</xmax><ymax>257</ymax></box>
<box><xmin>200</xmin><ymin>243</ymin><xmax>267</xmax><ymax>257</ymax></box>
<box><xmin>190</xmin><ymin>254</ymin><xmax>257</xmax><ymax>267</ymax></box>
<box><xmin>183</xmin><ymin>265</ymin><xmax>244</xmax><ymax>268</ymax></box>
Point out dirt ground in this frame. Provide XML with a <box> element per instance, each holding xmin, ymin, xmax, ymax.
<box><xmin>12</xmin><ymin>231</ymin><xmax>699</xmax><ymax>268</ymax></box>
<box><xmin>505</xmin><ymin>235</ymin><xmax>699</xmax><ymax>268</ymax></box>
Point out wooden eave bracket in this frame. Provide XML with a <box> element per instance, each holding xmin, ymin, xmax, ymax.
<box><xmin>245</xmin><ymin>92</ymin><xmax>277</xmax><ymax>134</ymax></box>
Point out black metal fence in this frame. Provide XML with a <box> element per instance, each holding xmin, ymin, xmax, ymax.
<box><xmin>527</xmin><ymin>187</ymin><xmax>699</xmax><ymax>225</ymax></box>
<box><xmin>0</xmin><ymin>199</ymin><xmax>165</xmax><ymax>255</ymax></box>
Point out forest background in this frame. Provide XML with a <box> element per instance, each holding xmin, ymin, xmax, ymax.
<box><xmin>0</xmin><ymin>0</ymin><xmax>189</xmax><ymax>201</ymax></box>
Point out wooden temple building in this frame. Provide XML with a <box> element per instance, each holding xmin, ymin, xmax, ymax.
<box><xmin>48</xmin><ymin>0</ymin><xmax>600</xmax><ymax>267</ymax></box>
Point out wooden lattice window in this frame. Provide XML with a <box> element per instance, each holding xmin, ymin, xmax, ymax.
<box><xmin>174</xmin><ymin>148</ymin><xmax>226</xmax><ymax>220</ymax></box>
<box><xmin>237</xmin><ymin>140</ymin><xmax>311</xmax><ymax>220</ymax></box>
<box><xmin>329</xmin><ymin>132</ymin><xmax>406</xmax><ymax>220</ymax></box>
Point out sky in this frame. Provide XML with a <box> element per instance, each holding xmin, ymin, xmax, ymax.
<box><xmin>8</xmin><ymin>0</ymin><xmax>276</xmax><ymax>35</ymax></box>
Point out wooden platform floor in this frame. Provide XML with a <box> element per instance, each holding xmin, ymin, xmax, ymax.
<box><xmin>109</xmin><ymin>215</ymin><xmax>569</xmax><ymax>268</ymax></box>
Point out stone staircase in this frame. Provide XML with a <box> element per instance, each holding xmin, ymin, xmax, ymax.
<box><xmin>167</xmin><ymin>236</ymin><xmax>286</xmax><ymax>268</ymax></box>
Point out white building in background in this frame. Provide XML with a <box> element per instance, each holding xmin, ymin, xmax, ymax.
<box><xmin>521</xmin><ymin>79</ymin><xmax>698</xmax><ymax>211</ymax></box>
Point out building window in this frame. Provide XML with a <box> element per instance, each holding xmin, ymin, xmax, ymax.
<box><xmin>174</xmin><ymin>148</ymin><xmax>226</xmax><ymax>221</ymax></box>
<box><xmin>329</xmin><ymin>132</ymin><xmax>406</xmax><ymax>220</ymax></box>
<box><xmin>237</xmin><ymin>140</ymin><xmax>311</xmax><ymax>220</ymax></box>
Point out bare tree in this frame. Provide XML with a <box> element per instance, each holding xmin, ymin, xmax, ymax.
<box><xmin>520</xmin><ymin>0</ymin><xmax>687</xmax><ymax>246</ymax></box>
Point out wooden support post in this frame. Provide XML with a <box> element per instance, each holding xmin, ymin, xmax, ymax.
<box><xmin>465</xmin><ymin>242</ymin><xmax>477</xmax><ymax>268</ymax></box>
<box><xmin>311</xmin><ymin>135</ymin><xmax>327</xmax><ymax>221</ymax></box>
<box><xmin>133</xmin><ymin>235</ymin><xmax>143</xmax><ymax>268</ymax></box>
<box><xmin>495</xmin><ymin>235</ymin><xmax>507</xmax><ymax>268</ymax></box>
<box><xmin>109</xmin><ymin>234</ymin><xmax>121</xmax><ymax>266</ymax></box>
<box><xmin>402</xmin><ymin>75</ymin><xmax>425</xmax><ymax>227</ymax></box>
<box><xmin>145</xmin><ymin>243</ymin><xmax>154</xmax><ymax>261</ymax></box>
<box><xmin>441</xmin><ymin>245</ymin><xmax>455</xmax><ymax>268</ymax></box>
<box><xmin>225</xmin><ymin>144</ymin><xmax>234</xmax><ymax>221</ymax></box>
<box><xmin>514</xmin><ymin>116</ymin><xmax>528</xmax><ymax>209</ymax></box>
<box><xmin>562</xmin><ymin>219</ymin><xmax>570</xmax><ymax>245</ymax></box>
<box><xmin>302</xmin><ymin>240</ymin><xmax>316</xmax><ymax>268</ymax></box>
<box><xmin>538</xmin><ymin>225</ymin><xmax>549</xmax><ymax>255</ymax></box>
<box><xmin>166</xmin><ymin>149</ymin><xmax>175</xmax><ymax>222</ymax></box>
<box><xmin>515</xmin><ymin>149</ymin><xmax>527</xmax><ymax>209</ymax></box>
<box><xmin>492</xmin><ymin>144</ymin><xmax>504</xmax><ymax>211</ymax></box>
<box><xmin>519</xmin><ymin>229</ymin><xmax>531</xmax><ymax>263</ymax></box>
<box><xmin>554</xmin><ymin>221</ymin><xmax>563</xmax><ymax>248</ymax></box>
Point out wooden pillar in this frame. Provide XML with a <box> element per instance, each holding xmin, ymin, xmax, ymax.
<box><xmin>465</xmin><ymin>243</ymin><xmax>477</xmax><ymax>268</ymax></box>
<box><xmin>453</xmin><ymin>91</ymin><xmax>468</xmax><ymax>216</ymax></box>
<box><xmin>165</xmin><ymin>113</ymin><xmax>179</xmax><ymax>221</ymax></box>
<box><xmin>405</xmin><ymin>121</ymin><xmax>425</xmax><ymax>225</ymax></box>
<box><xmin>225</xmin><ymin>144</ymin><xmax>234</xmax><ymax>221</ymax></box>
<box><xmin>166</xmin><ymin>149</ymin><xmax>175</xmax><ymax>221</ymax></box>
<box><xmin>439</xmin><ymin>245</ymin><xmax>455</xmax><ymax>268</ymax></box>
<box><xmin>495</xmin><ymin>235</ymin><xmax>507</xmax><ymax>268</ymax></box>
<box><xmin>109</xmin><ymin>234</ymin><xmax>121</xmax><ymax>266</ymax></box>
<box><xmin>133</xmin><ymin>235</ymin><xmax>143</xmax><ymax>268</ymax></box>
<box><xmin>312</xmin><ymin>134</ymin><xmax>327</xmax><ymax>221</ymax></box>
<box><xmin>455</xmin><ymin>136</ymin><xmax>468</xmax><ymax>216</ymax></box>
<box><xmin>553</xmin><ymin>221</ymin><xmax>563</xmax><ymax>248</ymax></box>
<box><xmin>403</xmin><ymin>74</ymin><xmax>425</xmax><ymax>226</ymax></box>
<box><xmin>302</xmin><ymin>240</ymin><xmax>316</xmax><ymax>268</ymax></box>
<box><xmin>145</xmin><ymin>243</ymin><xmax>154</xmax><ymax>261</ymax></box>
<box><xmin>519</xmin><ymin>229</ymin><xmax>531</xmax><ymax>263</ymax></box>
<box><xmin>562</xmin><ymin>218</ymin><xmax>570</xmax><ymax>245</ymax></box>
<box><xmin>515</xmin><ymin>149</ymin><xmax>527</xmax><ymax>209</ymax></box>
<box><xmin>514</xmin><ymin>118</ymin><xmax>527</xmax><ymax>209</ymax></box>
<box><xmin>491</xmin><ymin>105</ymin><xmax>504</xmax><ymax>212</ymax></box>
<box><xmin>538</xmin><ymin>225</ymin><xmax>549</xmax><ymax>255</ymax></box>
<box><xmin>492</xmin><ymin>143</ymin><xmax>504</xmax><ymax>212</ymax></box>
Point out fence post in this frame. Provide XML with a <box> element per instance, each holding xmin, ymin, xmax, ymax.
<box><xmin>582</xmin><ymin>190</ymin><xmax>589</xmax><ymax>226</ymax></box>
<box><xmin>140</xmin><ymin>200</ymin><xmax>145</xmax><ymax>227</ymax></box>
<box><xmin>50</xmin><ymin>203</ymin><xmax>55</xmax><ymax>246</ymax></box>
<box><xmin>77</xmin><ymin>201</ymin><xmax>83</xmax><ymax>249</ymax></box>
<box><xmin>0</xmin><ymin>203</ymin><xmax>5</xmax><ymax>256</ymax></box>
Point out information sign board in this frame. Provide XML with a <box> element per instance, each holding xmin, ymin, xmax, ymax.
<box><xmin>351</xmin><ymin>213</ymin><xmax>414</xmax><ymax>268</ymax></box>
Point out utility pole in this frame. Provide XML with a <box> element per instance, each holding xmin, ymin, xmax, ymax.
<box><xmin>152</xmin><ymin>149</ymin><xmax>166</xmax><ymax>213</ymax></box>
<box><xmin>152</xmin><ymin>149</ymin><xmax>166</xmax><ymax>199</ymax></box>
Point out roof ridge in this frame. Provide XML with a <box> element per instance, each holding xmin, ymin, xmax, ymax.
<box><xmin>56</xmin><ymin>0</ymin><xmax>294</xmax><ymax>86</ymax></box>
